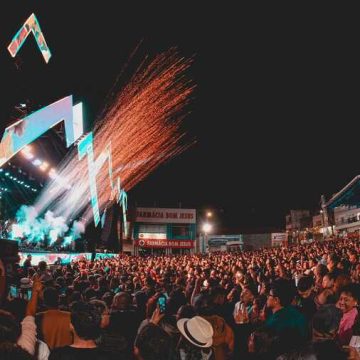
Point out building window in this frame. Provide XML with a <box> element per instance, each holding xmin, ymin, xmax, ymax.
<box><xmin>138</xmin><ymin>224</ymin><xmax>167</xmax><ymax>236</ymax></box>
<box><xmin>172</xmin><ymin>225</ymin><xmax>191</xmax><ymax>238</ymax></box>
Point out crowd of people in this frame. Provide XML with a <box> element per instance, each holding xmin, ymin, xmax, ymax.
<box><xmin>1</xmin><ymin>237</ymin><xmax>360</xmax><ymax>359</ymax></box>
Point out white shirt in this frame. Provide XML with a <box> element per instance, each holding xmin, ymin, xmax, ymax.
<box><xmin>179</xmin><ymin>348</ymin><xmax>213</xmax><ymax>360</ymax></box>
<box><xmin>17</xmin><ymin>315</ymin><xmax>50</xmax><ymax>360</ymax></box>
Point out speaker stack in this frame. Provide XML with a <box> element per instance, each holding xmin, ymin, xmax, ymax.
<box><xmin>0</xmin><ymin>239</ymin><xmax>19</xmax><ymax>303</ymax></box>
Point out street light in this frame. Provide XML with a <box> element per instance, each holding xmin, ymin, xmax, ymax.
<box><xmin>202</xmin><ymin>222</ymin><xmax>213</xmax><ymax>253</ymax></box>
<box><xmin>203</xmin><ymin>223</ymin><xmax>212</xmax><ymax>233</ymax></box>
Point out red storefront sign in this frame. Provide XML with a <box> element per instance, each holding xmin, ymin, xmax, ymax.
<box><xmin>134</xmin><ymin>239</ymin><xmax>194</xmax><ymax>249</ymax></box>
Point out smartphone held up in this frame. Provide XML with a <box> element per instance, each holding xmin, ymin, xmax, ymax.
<box><xmin>157</xmin><ymin>296</ymin><xmax>166</xmax><ymax>314</ymax></box>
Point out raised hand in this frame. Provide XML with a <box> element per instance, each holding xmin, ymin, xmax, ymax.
<box><xmin>259</xmin><ymin>305</ymin><xmax>267</xmax><ymax>322</ymax></box>
<box><xmin>150</xmin><ymin>306</ymin><xmax>165</xmax><ymax>325</ymax></box>
<box><xmin>234</xmin><ymin>304</ymin><xmax>249</xmax><ymax>324</ymax></box>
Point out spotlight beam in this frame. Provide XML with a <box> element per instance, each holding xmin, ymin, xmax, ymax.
<box><xmin>77</xmin><ymin>132</ymin><xmax>128</xmax><ymax>234</ymax></box>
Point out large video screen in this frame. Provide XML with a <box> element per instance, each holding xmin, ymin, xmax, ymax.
<box><xmin>19</xmin><ymin>252</ymin><xmax>92</xmax><ymax>266</ymax></box>
<box><xmin>94</xmin><ymin>253</ymin><xmax>118</xmax><ymax>260</ymax></box>
<box><xmin>19</xmin><ymin>252</ymin><xmax>119</xmax><ymax>266</ymax></box>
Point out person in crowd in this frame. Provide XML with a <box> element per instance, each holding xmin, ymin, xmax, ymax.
<box><xmin>133</xmin><ymin>290</ymin><xmax>148</xmax><ymax>320</ymax></box>
<box><xmin>108</xmin><ymin>292</ymin><xmax>141</xmax><ymax>351</ymax></box>
<box><xmin>54</xmin><ymin>258</ymin><xmax>63</xmax><ymax>266</ymax></box>
<box><xmin>276</xmin><ymin>343</ymin><xmax>346</xmax><ymax>360</ymax></box>
<box><xmin>334</xmin><ymin>274</ymin><xmax>352</xmax><ymax>298</ymax></box>
<box><xmin>34</xmin><ymin>262</ymin><xmax>53</xmax><ymax>283</ymax></box>
<box><xmin>90</xmin><ymin>298</ymin><xmax>129</xmax><ymax>359</ymax></box>
<box><xmin>349</xmin><ymin>250</ymin><xmax>358</xmax><ymax>272</ymax></box>
<box><xmin>0</xmin><ymin>276</ymin><xmax>50</xmax><ymax>359</ymax></box>
<box><xmin>0</xmin><ymin>309</ymin><xmax>49</xmax><ymax>359</ymax></box>
<box><xmin>322</xmin><ymin>272</ymin><xmax>336</xmax><ymax>291</ymax></box>
<box><xmin>177</xmin><ymin>304</ymin><xmax>197</xmax><ymax>321</ymax></box>
<box><xmin>23</xmin><ymin>255</ymin><xmax>32</xmax><ymax>272</ymax></box>
<box><xmin>295</xmin><ymin>276</ymin><xmax>317</xmax><ymax>323</ymax></box>
<box><xmin>36</xmin><ymin>287</ymin><xmax>72</xmax><ymax>350</ymax></box>
<box><xmin>337</xmin><ymin>283</ymin><xmax>360</xmax><ymax>346</ymax></box>
<box><xmin>0</xmin><ymin>343</ymin><xmax>35</xmax><ymax>360</ymax></box>
<box><xmin>327</xmin><ymin>253</ymin><xmax>341</xmax><ymax>276</ymax></box>
<box><xmin>49</xmin><ymin>301</ymin><xmax>108</xmax><ymax>360</ymax></box>
<box><xmin>4</xmin><ymin>237</ymin><xmax>360</xmax><ymax>359</ymax></box>
<box><xmin>313</xmin><ymin>264</ymin><xmax>327</xmax><ymax>290</ymax></box>
<box><xmin>314</xmin><ymin>272</ymin><xmax>337</xmax><ymax>308</ymax></box>
<box><xmin>278</xmin><ymin>302</ymin><xmax>360</xmax><ymax>360</ymax></box>
<box><xmin>247</xmin><ymin>327</ymin><xmax>282</xmax><ymax>360</ymax></box>
<box><xmin>312</xmin><ymin>304</ymin><xmax>342</xmax><ymax>341</ymax></box>
<box><xmin>338</xmin><ymin>259</ymin><xmax>352</xmax><ymax>275</ymax></box>
<box><xmin>199</xmin><ymin>297</ymin><xmax>234</xmax><ymax>360</ymax></box>
<box><xmin>134</xmin><ymin>323</ymin><xmax>173</xmax><ymax>360</ymax></box>
<box><xmin>265</xmin><ymin>279</ymin><xmax>307</xmax><ymax>340</ymax></box>
<box><xmin>233</xmin><ymin>286</ymin><xmax>256</xmax><ymax>323</ymax></box>
<box><xmin>177</xmin><ymin>316</ymin><xmax>214</xmax><ymax>360</ymax></box>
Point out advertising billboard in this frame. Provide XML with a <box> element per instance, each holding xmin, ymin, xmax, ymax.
<box><xmin>135</xmin><ymin>208</ymin><xmax>196</xmax><ymax>224</ymax></box>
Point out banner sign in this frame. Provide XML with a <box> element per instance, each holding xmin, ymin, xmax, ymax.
<box><xmin>134</xmin><ymin>239</ymin><xmax>194</xmax><ymax>248</ymax></box>
<box><xmin>136</xmin><ymin>207</ymin><xmax>196</xmax><ymax>224</ymax></box>
<box><xmin>271</xmin><ymin>233</ymin><xmax>287</xmax><ymax>246</ymax></box>
<box><xmin>139</xmin><ymin>233</ymin><xmax>167</xmax><ymax>239</ymax></box>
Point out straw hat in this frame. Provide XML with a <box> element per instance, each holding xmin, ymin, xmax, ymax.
<box><xmin>177</xmin><ymin>316</ymin><xmax>213</xmax><ymax>348</ymax></box>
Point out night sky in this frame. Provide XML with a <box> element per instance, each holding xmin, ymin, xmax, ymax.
<box><xmin>1</xmin><ymin>3</ymin><xmax>359</xmax><ymax>232</ymax></box>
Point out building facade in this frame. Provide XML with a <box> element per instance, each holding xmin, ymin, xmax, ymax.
<box><xmin>133</xmin><ymin>207</ymin><xmax>196</xmax><ymax>255</ymax></box>
<box><xmin>285</xmin><ymin>209</ymin><xmax>311</xmax><ymax>243</ymax></box>
<box><xmin>206</xmin><ymin>232</ymin><xmax>287</xmax><ymax>252</ymax></box>
<box><xmin>206</xmin><ymin>234</ymin><xmax>242</xmax><ymax>252</ymax></box>
<box><xmin>312</xmin><ymin>213</ymin><xmax>326</xmax><ymax>240</ymax></box>
<box><xmin>324</xmin><ymin>175</ymin><xmax>360</xmax><ymax>239</ymax></box>
<box><xmin>333</xmin><ymin>206</ymin><xmax>360</xmax><ymax>236</ymax></box>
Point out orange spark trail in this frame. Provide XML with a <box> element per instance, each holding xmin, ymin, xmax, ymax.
<box><xmin>35</xmin><ymin>48</ymin><xmax>195</xmax><ymax>224</ymax></box>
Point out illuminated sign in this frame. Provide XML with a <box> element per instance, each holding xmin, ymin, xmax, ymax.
<box><xmin>139</xmin><ymin>233</ymin><xmax>167</xmax><ymax>240</ymax></box>
<box><xmin>135</xmin><ymin>239</ymin><xmax>194</xmax><ymax>249</ymax></box>
<box><xmin>7</xmin><ymin>13</ymin><xmax>51</xmax><ymax>63</ymax></box>
<box><xmin>136</xmin><ymin>207</ymin><xmax>196</xmax><ymax>224</ymax></box>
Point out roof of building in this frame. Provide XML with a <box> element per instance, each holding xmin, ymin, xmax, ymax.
<box><xmin>326</xmin><ymin>175</ymin><xmax>360</xmax><ymax>209</ymax></box>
